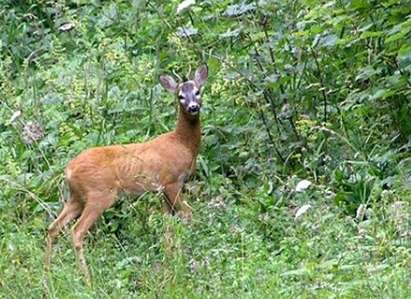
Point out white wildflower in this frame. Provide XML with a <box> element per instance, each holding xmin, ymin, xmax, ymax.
<box><xmin>295</xmin><ymin>204</ymin><xmax>311</xmax><ymax>220</ymax></box>
<box><xmin>10</xmin><ymin>110</ymin><xmax>22</xmax><ymax>123</ymax></box>
<box><xmin>176</xmin><ymin>25</ymin><xmax>198</xmax><ymax>38</ymax></box>
<box><xmin>296</xmin><ymin>179</ymin><xmax>312</xmax><ymax>192</ymax></box>
<box><xmin>177</xmin><ymin>0</ymin><xmax>195</xmax><ymax>14</ymax></box>
<box><xmin>58</xmin><ymin>22</ymin><xmax>75</xmax><ymax>32</ymax></box>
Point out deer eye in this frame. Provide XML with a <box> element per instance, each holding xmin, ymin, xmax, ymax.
<box><xmin>195</xmin><ymin>91</ymin><xmax>200</xmax><ymax>96</ymax></box>
<box><xmin>179</xmin><ymin>95</ymin><xmax>185</xmax><ymax>100</ymax></box>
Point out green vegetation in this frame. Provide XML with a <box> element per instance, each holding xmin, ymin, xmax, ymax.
<box><xmin>1</xmin><ymin>0</ymin><xmax>410</xmax><ymax>297</ymax></box>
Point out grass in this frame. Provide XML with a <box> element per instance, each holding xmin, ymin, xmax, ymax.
<box><xmin>1</xmin><ymin>189</ymin><xmax>410</xmax><ymax>298</ymax></box>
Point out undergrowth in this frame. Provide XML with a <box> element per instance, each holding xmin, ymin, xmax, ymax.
<box><xmin>0</xmin><ymin>0</ymin><xmax>410</xmax><ymax>298</ymax></box>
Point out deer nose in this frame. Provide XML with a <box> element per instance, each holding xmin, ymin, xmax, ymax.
<box><xmin>188</xmin><ymin>103</ymin><xmax>200</xmax><ymax>113</ymax></box>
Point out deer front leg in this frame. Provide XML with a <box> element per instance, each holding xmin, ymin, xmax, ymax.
<box><xmin>163</xmin><ymin>182</ymin><xmax>192</xmax><ymax>223</ymax></box>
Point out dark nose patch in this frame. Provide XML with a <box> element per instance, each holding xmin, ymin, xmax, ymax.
<box><xmin>188</xmin><ymin>102</ymin><xmax>200</xmax><ymax>113</ymax></box>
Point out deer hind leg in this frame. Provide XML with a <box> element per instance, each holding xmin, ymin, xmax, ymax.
<box><xmin>45</xmin><ymin>197</ymin><xmax>83</xmax><ymax>269</ymax></box>
<box><xmin>71</xmin><ymin>191</ymin><xmax>117</xmax><ymax>284</ymax></box>
<box><xmin>163</xmin><ymin>182</ymin><xmax>192</xmax><ymax>223</ymax></box>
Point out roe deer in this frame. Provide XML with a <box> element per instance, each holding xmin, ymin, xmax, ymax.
<box><xmin>45</xmin><ymin>65</ymin><xmax>208</xmax><ymax>282</ymax></box>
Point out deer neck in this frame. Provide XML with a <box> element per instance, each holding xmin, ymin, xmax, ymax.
<box><xmin>174</xmin><ymin>108</ymin><xmax>201</xmax><ymax>157</ymax></box>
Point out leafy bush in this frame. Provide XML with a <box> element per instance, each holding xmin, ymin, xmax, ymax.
<box><xmin>1</xmin><ymin>0</ymin><xmax>410</xmax><ymax>297</ymax></box>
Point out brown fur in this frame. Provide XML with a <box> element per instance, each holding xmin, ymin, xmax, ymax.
<box><xmin>45</xmin><ymin>66</ymin><xmax>207</xmax><ymax>283</ymax></box>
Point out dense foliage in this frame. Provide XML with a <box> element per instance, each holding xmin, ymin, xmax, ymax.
<box><xmin>1</xmin><ymin>0</ymin><xmax>410</xmax><ymax>297</ymax></box>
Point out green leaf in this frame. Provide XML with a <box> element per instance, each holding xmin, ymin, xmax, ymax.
<box><xmin>360</xmin><ymin>31</ymin><xmax>383</xmax><ymax>39</ymax></box>
<box><xmin>224</xmin><ymin>3</ymin><xmax>255</xmax><ymax>17</ymax></box>
<box><xmin>350</xmin><ymin>0</ymin><xmax>371</xmax><ymax>9</ymax></box>
<box><xmin>220</xmin><ymin>27</ymin><xmax>243</xmax><ymax>39</ymax></box>
<box><xmin>370</xmin><ymin>88</ymin><xmax>395</xmax><ymax>100</ymax></box>
<box><xmin>355</xmin><ymin>66</ymin><xmax>380</xmax><ymax>81</ymax></box>
<box><xmin>386</xmin><ymin>31</ymin><xmax>408</xmax><ymax>43</ymax></box>
<box><xmin>398</xmin><ymin>45</ymin><xmax>411</xmax><ymax>68</ymax></box>
<box><xmin>320</xmin><ymin>34</ymin><xmax>338</xmax><ymax>48</ymax></box>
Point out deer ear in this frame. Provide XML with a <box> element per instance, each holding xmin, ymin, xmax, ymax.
<box><xmin>160</xmin><ymin>75</ymin><xmax>178</xmax><ymax>93</ymax></box>
<box><xmin>194</xmin><ymin>65</ymin><xmax>208</xmax><ymax>87</ymax></box>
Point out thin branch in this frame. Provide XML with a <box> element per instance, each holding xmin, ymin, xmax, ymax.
<box><xmin>258</xmin><ymin>108</ymin><xmax>286</xmax><ymax>164</ymax></box>
<box><xmin>310</xmin><ymin>47</ymin><xmax>329</xmax><ymax>123</ymax></box>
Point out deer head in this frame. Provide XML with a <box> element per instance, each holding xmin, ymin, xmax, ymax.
<box><xmin>160</xmin><ymin>65</ymin><xmax>208</xmax><ymax>117</ymax></box>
